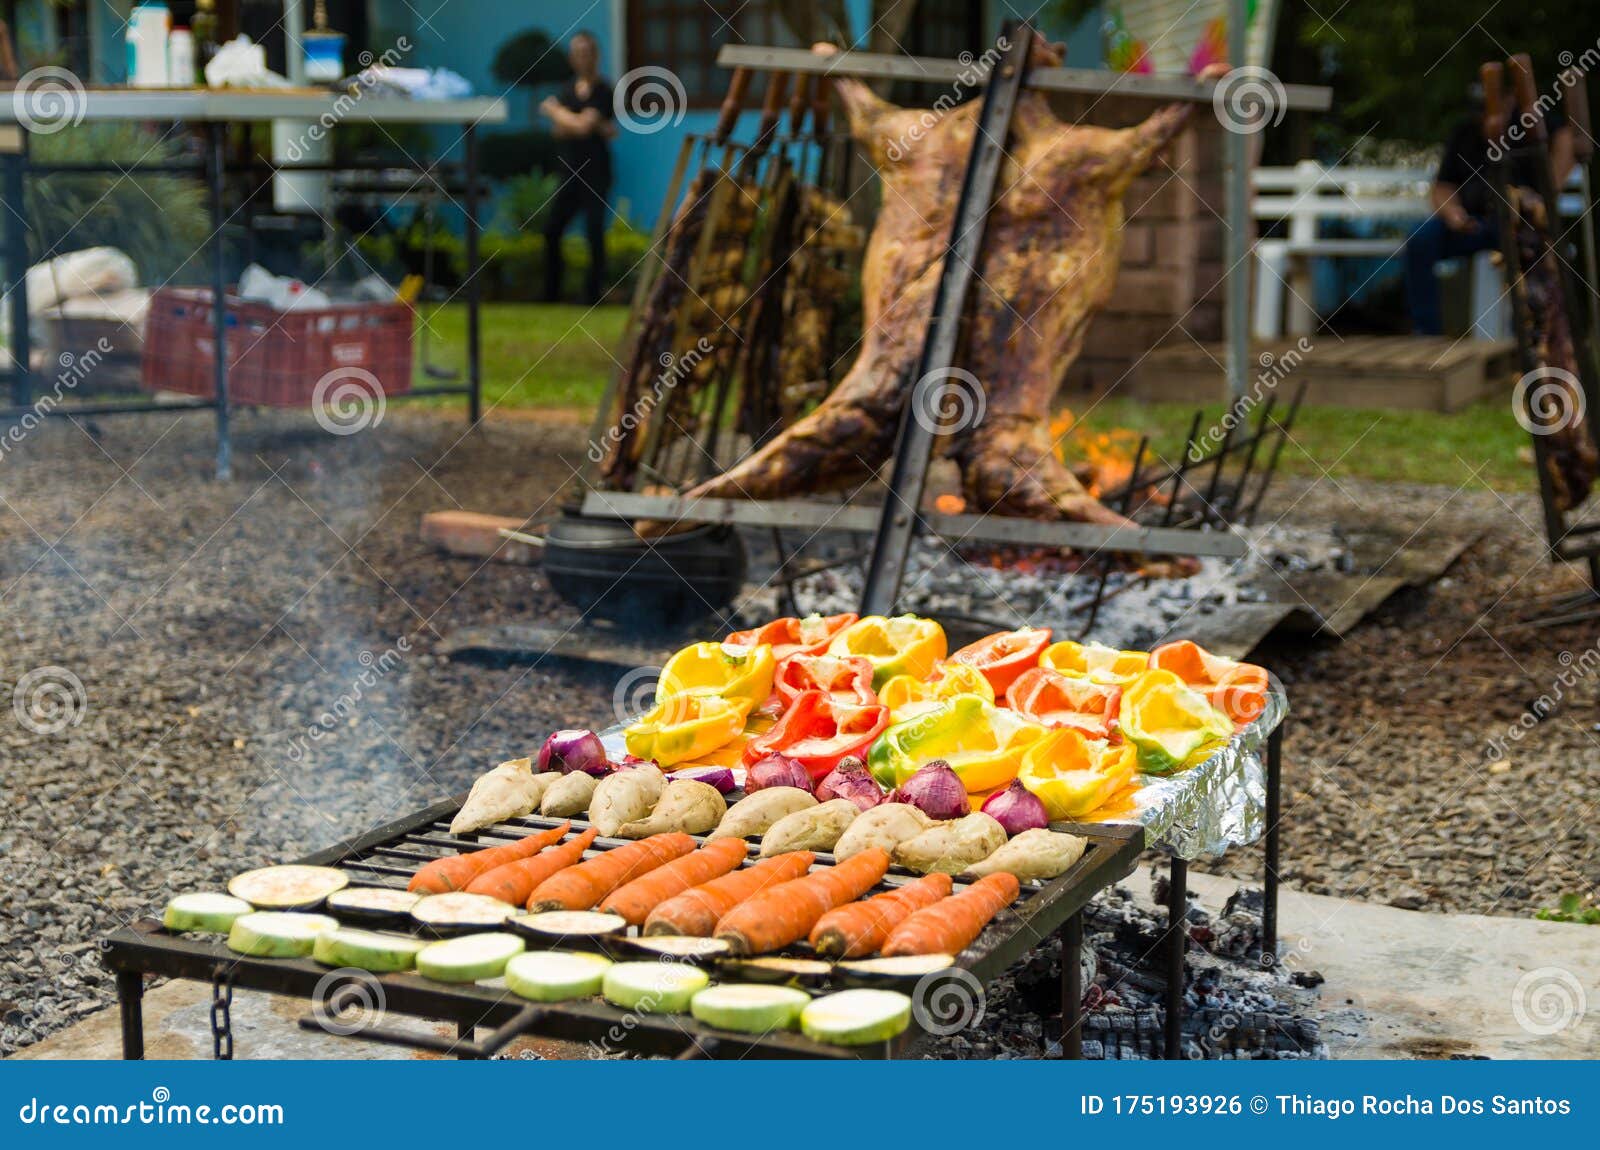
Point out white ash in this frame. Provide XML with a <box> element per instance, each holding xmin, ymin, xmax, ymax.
<box><xmin>743</xmin><ymin>522</ymin><xmax>1358</xmax><ymax>648</ymax></box>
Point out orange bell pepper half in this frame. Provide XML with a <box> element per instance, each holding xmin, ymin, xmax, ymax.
<box><xmin>1147</xmin><ymin>640</ymin><xmax>1269</xmax><ymax>725</ymax></box>
<box><xmin>1005</xmin><ymin>666</ymin><xmax>1121</xmax><ymax>739</ymax></box>
<box><xmin>724</xmin><ymin>613</ymin><xmax>858</xmax><ymax>660</ymax></box>
<box><xmin>948</xmin><ymin>626</ymin><xmax>1052</xmax><ymax>695</ymax></box>
<box><xmin>772</xmin><ymin>652</ymin><xmax>877</xmax><ymax>708</ymax></box>
<box><xmin>741</xmin><ymin>689</ymin><xmax>890</xmax><ymax>780</ymax></box>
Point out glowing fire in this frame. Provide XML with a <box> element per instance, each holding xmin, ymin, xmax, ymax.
<box><xmin>1050</xmin><ymin>411</ymin><xmax>1143</xmax><ymax>499</ymax></box>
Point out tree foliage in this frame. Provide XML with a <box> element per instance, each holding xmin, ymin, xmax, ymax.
<box><xmin>1297</xmin><ymin>0</ymin><xmax>1600</xmax><ymax>147</ymax></box>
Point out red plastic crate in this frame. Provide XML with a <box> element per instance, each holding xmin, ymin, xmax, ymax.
<box><xmin>141</xmin><ymin>287</ymin><xmax>414</xmax><ymax>407</ymax></box>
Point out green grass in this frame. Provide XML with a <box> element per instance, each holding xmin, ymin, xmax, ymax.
<box><xmin>423</xmin><ymin>303</ymin><xmax>1531</xmax><ymax>490</ymax></box>
<box><xmin>1073</xmin><ymin>396</ymin><xmax>1529</xmax><ymax>490</ymax></box>
<box><xmin>414</xmin><ymin>303</ymin><xmax>627</xmax><ymax>411</ymax></box>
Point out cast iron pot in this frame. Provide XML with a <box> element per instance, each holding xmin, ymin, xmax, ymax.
<box><xmin>542</xmin><ymin>512</ymin><xmax>746</xmax><ymax>626</ymax></box>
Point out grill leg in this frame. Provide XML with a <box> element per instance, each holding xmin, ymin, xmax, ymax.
<box><xmin>116</xmin><ymin>971</ymin><xmax>145</xmax><ymax>1060</ymax></box>
<box><xmin>456</xmin><ymin>1019</ymin><xmax>478</xmax><ymax>1060</ymax></box>
<box><xmin>1263</xmin><ymin>722</ymin><xmax>1283</xmax><ymax>965</ymax></box>
<box><xmin>1165</xmin><ymin>856</ymin><xmax>1187</xmax><ymax>1060</ymax></box>
<box><xmin>1059</xmin><ymin>909</ymin><xmax>1084</xmax><ymax>1059</ymax></box>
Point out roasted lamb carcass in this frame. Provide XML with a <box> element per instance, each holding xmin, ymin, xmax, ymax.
<box><xmin>660</xmin><ymin>41</ymin><xmax>1191</xmax><ymax>530</ymax></box>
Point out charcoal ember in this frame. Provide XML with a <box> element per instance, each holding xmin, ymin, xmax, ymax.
<box><xmin>1292</xmin><ymin>969</ymin><xmax>1325</xmax><ymax>988</ymax></box>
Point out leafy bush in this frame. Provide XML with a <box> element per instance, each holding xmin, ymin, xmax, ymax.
<box><xmin>25</xmin><ymin>123</ymin><xmax>210</xmax><ymax>284</ymax></box>
<box><xmin>358</xmin><ymin>212</ymin><xmax>651</xmax><ymax>303</ymax></box>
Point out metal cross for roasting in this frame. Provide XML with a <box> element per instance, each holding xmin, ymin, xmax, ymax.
<box><xmin>581</xmin><ymin>20</ymin><xmax>1328</xmax><ymax>620</ymax></box>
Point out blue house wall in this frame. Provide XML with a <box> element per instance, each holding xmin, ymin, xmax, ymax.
<box><xmin>370</xmin><ymin>0</ymin><xmax>1101</xmax><ymax>230</ymax></box>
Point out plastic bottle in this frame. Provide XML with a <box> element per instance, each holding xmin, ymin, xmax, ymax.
<box><xmin>167</xmin><ymin>27</ymin><xmax>194</xmax><ymax>89</ymax></box>
<box><xmin>127</xmin><ymin>3</ymin><xmax>172</xmax><ymax>88</ymax></box>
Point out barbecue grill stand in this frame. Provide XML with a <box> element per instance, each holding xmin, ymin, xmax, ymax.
<box><xmin>104</xmin><ymin>715</ymin><xmax>1289</xmax><ymax>1062</ymax></box>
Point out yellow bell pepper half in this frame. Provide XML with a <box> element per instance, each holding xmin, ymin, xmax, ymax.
<box><xmin>1117</xmin><ymin>669</ymin><xmax>1234</xmax><ymax>775</ymax></box>
<box><xmin>828</xmin><ymin>614</ymin><xmax>947</xmax><ymax>689</ymax></box>
<box><xmin>878</xmin><ymin>661</ymin><xmax>994</xmax><ymax>722</ymax></box>
<box><xmin>867</xmin><ymin>693</ymin><xmax>1047</xmax><ymax>794</ymax></box>
<box><xmin>624</xmin><ymin>693</ymin><xmax>754</xmax><ymax>767</ymax></box>
<box><xmin>1040</xmin><ymin>640</ymin><xmax>1150</xmax><ymax>685</ymax></box>
<box><xmin>1018</xmin><ymin>728</ymin><xmax>1139</xmax><ymax>820</ymax></box>
<box><xmin>656</xmin><ymin>641</ymin><xmax>776</xmax><ymax>705</ymax></box>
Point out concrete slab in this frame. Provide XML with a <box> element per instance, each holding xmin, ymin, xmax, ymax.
<box><xmin>1139</xmin><ymin>864</ymin><xmax>1600</xmax><ymax>1060</ymax></box>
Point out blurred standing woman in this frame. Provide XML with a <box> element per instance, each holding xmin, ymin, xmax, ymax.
<box><xmin>539</xmin><ymin>31</ymin><xmax>618</xmax><ymax>304</ymax></box>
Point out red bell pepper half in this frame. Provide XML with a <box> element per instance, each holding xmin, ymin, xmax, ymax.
<box><xmin>772</xmin><ymin>652</ymin><xmax>877</xmax><ymax>708</ymax></box>
<box><xmin>949</xmin><ymin>626</ymin><xmax>1052</xmax><ymax>695</ymax></box>
<box><xmin>724</xmin><ymin>613</ymin><xmax>859</xmax><ymax>661</ymax></box>
<box><xmin>742</xmin><ymin>689</ymin><xmax>889</xmax><ymax>780</ymax></box>
<box><xmin>1005</xmin><ymin>667</ymin><xmax>1121</xmax><ymax>740</ymax></box>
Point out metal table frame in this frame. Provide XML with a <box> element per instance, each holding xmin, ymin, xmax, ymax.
<box><xmin>0</xmin><ymin>90</ymin><xmax>506</xmax><ymax>480</ymax></box>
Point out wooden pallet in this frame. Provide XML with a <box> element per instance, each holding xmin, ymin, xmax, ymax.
<box><xmin>1126</xmin><ymin>335</ymin><xmax>1516</xmax><ymax>412</ymax></box>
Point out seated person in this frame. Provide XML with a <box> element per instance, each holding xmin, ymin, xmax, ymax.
<box><xmin>1406</xmin><ymin>81</ymin><xmax>1573</xmax><ymax>336</ymax></box>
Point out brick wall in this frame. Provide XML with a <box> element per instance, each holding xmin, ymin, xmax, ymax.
<box><xmin>1047</xmin><ymin>92</ymin><xmax>1232</xmax><ymax>395</ymax></box>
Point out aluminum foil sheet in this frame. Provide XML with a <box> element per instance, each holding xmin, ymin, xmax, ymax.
<box><xmin>1090</xmin><ymin>687</ymin><xmax>1288</xmax><ymax>860</ymax></box>
<box><xmin>601</xmin><ymin>689</ymin><xmax>1287</xmax><ymax>863</ymax></box>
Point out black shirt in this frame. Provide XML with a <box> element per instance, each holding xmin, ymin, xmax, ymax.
<box><xmin>1437</xmin><ymin>100</ymin><xmax>1567</xmax><ymax>216</ymax></box>
<box><xmin>556</xmin><ymin>76</ymin><xmax>615</xmax><ymax>188</ymax></box>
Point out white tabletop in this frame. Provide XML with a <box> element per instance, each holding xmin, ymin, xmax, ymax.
<box><xmin>1</xmin><ymin>87</ymin><xmax>507</xmax><ymax>126</ymax></box>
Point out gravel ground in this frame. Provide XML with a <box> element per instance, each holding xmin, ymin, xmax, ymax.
<box><xmin>0</xmin><ymin>408</ymin><xmax>1595</xmax><ymax>1054</ymax></box>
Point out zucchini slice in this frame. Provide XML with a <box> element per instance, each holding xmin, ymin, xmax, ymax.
<box><xmin>227</xmin><ymin>865</ymin><xmax>348</xmax><ymax>910</ymax></box>
<box><xmin>619</xmin><ymin>935</ymin><xmax>731</xmax><ymax>964</ymax></box>
<box><xmin>602</xmin><ymin>962</ymin><xmax>710</xmax><ymax>1013</ymax></box>
<box><xmin>836</xmin><ymin>953</ymin><xmax>957</xmax><ymax>986</ymax></box>
<box><xmin>691</xmin><ymin>984</ymin><xmax>809</xmax><ymax>1034</ymax></box>
<box><xmin>415</xmin><ymin>932</ymin><xmax>525</xmax><ymax>983</ymax></box>
<box><xmin>163</xmin><ymin>892</ymin><xmax>253</xmax><ymax>934</ymax></box>
<box><xmin>717</xmin><ymin>956</ymin><xmax>832</xmax><ymax>988</ymax></box>
<box><xmin>226</xmin><ymin>912</ymin><xmax>340</xmax><ymax>958</ymax></box>
<box><xmin>800</xmin><ymin>988</ymin><xmax>913</xmax><ymax>1046</ymax></box>
<box><xmin>410</xmin><ymin>892</ymin><xmax>517</xmax><ymax>933</ymax></box>
<box><xmin>312</xmin><ymin>928</ymin><xmax>427</xmax><ymax>972</ymax></box>
<box><xmin>504</xmin><ymin>951</ymin><xmax>613</xmax><ymax>1002</ymax></box>
<box><xmin>506</xmin><ymin>910</ymin><xmax>627</xmax><ymax>949</ymax></box>
<box><xmin>325</xmin><ymin>887</ymin><xmax>421</xmax><ymax>923</ymax></box>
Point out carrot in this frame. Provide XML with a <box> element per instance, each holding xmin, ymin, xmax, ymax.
<box><xmin>881</xmin><ymin>872</ymin><xmax>1020</xmax><ymax>957</ymax></box>
<box><xmin>808</xmin><ymin>873</ymin><xmax>952</xmax><ymax>959</ymax></box>
<box><xmin>642</xmin><ymin>852</ymin><xmax>816</xmax><ymax>937</ymax></box>
<box><xmin>465</xmin><ymin>827</ymin><xmax>597</xmax><ymax>905</ymax></box>
<box><xmin>599</xmin><ymin>838</ymin><xmax>749</xmax><ymax>926</ymax></box>
<box><xmin>714</xmin><ymin>847</ymin><xmax>891</xmax><ymax>956</ymax></box>
<box><xmin>407</xmin><ymin>822</ymin><xmax>571</xmax><ymax>894</ymax></box>
<box><xmin>527</xmin><ymin>833</ymin><xmax>695</xmax><ymax>911</ymax></box>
